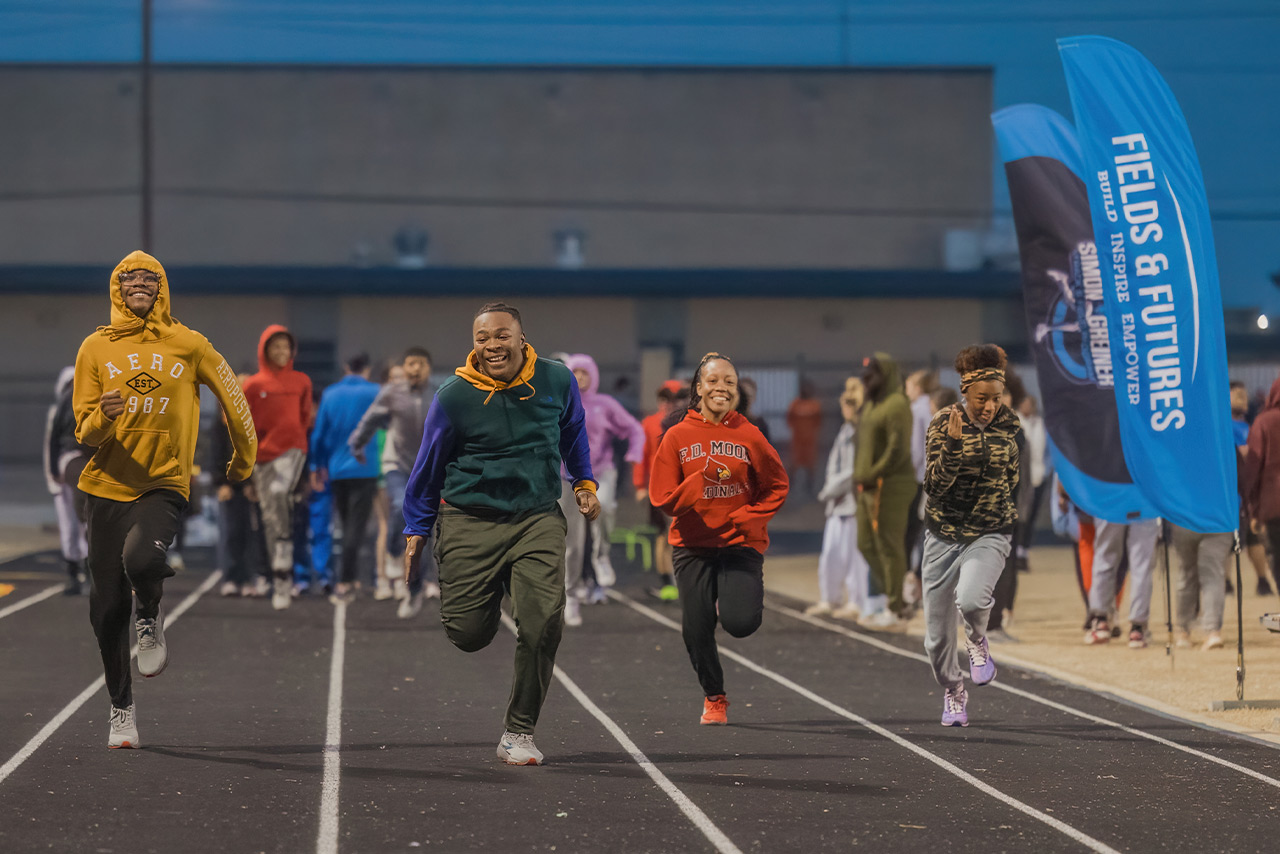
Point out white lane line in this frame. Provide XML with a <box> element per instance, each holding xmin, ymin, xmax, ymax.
<box><xmin>765</xmin><ymin>601</ymin><xmax>1280</xmax><ymax>791</ymax></box>
<box><xmin>609</xmin><ymin>592</ymin><xmax>1120</xmax><ymax>854</ymax></box>
<box><xmin>0</xmin><ymin>584</ymin><xmax>64</xmax><ymax>621</ymax></box>
<box><xmin>316</xmin><ymin>600</ymin><xmax>348</xmax><ymax>854</ymax></box>
<box><xmin>500</xmin><ymin>614</ymin><xmax>742</xmax><ymax>854</ymax></box>
<box><xmin>0</xmin><ymin>570</ymin><xmax>222</xmax><ymax>787</ymax></box>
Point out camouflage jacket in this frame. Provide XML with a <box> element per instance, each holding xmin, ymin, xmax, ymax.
<box><xmin>923</xmin><ymin>403</ymin><xmax>1022</xmax><ymax>544</ymax></box>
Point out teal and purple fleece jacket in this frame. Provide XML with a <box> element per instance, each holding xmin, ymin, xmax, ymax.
<box><xmin>403</xmin><ymin>346</ymin><xmax>595</xmax><ymax>536</ymax></box>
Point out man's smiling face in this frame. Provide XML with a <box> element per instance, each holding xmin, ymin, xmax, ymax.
<box><xmin>119</xmin><ymin>269</ymin><xmax>160</xmax><ymax>318</ymax></box>
<box><xmin>472</xmin><ymin>311</ymin><xmax>525</xmax><ymax>383</ymax></box>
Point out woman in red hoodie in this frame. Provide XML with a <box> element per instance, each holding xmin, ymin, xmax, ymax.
<box><xmin>649</xmin><ymin>353</ymin><xmax>789</xmax><ymax>726</ymax></box>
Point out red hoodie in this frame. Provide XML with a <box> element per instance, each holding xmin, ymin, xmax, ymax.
<box><xmin>649</xmin><ymin>409</ymin><xmax>789</xmax><ymax>553</ymax></box>
<box><xmin>242</xmin><ymin>324</ymin><xmax>313</xmax><ymax>465</ymax></box>
<box><xmin>1244</xmin><ymin>377</ymin><xmax>1280</xmax><ymax>522</ymax></box>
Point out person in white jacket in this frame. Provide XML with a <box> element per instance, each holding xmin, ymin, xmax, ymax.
<box><xmin>807</xmin><ymin>377</ymin><xmax>872</xmax><ymax>619</ymax></box>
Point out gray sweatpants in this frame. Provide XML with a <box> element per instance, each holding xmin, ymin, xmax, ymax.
<box><xmin>1171</xmin><ymin>525</ymin><xmax>1233</xmax><ymax>633</ymax></box>
<box><xmin>1088</xmin><ymin>518</ymin><xmax>1160</xmax><ymax>624</ymax></box>
<box><xmin>250</xmin><ymin>448</ymin><xmax>306</xmax><ymax>574</ymax></box>
<box><xmin>921</xmin><ymin>531</ymin><xmax>1010</xmax><ymax>690</ymax></box>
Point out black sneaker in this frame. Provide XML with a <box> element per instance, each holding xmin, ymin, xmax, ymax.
<box><xmin>1258</xmin><ymin>578</ymin><xmax>1275</xmax><ymax>596</ymax></box>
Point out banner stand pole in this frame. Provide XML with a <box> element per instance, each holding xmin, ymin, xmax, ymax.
<box><xmin>1234</xmin><ymin>530</ymin><xmax>1245</xmax><ymax>701</ymax></box>
<box><xmin>1162</xmin><ymin>519</ymin><xmax>1173</xmax><ymax>666</ymax></box>
<box><xmin>1209</xmin><ymin>530</ymin><xmax>1280</xmax><ymax>711</ymax></box>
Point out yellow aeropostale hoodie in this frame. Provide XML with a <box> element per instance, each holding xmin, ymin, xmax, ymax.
<box><xmin>73</xmin><ymin>250</ymin><xmax>257</xmax><ymax>502</ymax></box>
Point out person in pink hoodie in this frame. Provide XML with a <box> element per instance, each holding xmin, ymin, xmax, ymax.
<box><xmin>558</xmin><ymin>353</ymin><xmax>645</xmax><ymax>625</ymax></box>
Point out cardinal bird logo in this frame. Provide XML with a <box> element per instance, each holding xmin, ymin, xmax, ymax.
<box><xmin>702</xmin><ymin>456</ymin><xmax>732</xmax><ymax>484</ymax></box>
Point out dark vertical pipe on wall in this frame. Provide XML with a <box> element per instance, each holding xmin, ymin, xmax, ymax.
<box><xmin>140</xmin><ymin>0</ymin><xmax>153</xmax><ymax>251</ymax></box>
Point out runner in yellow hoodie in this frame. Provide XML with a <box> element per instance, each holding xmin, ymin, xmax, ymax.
<box><xmin>73</xmin><ymin>250</ymin><xmax>257</xmax><ymax>749</ymax></box>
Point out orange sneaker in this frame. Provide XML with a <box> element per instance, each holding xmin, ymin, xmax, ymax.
<box><xmin>700</xmin><ymin>694</ymin><xmax>729</xmax><ymax>725</ymax></box>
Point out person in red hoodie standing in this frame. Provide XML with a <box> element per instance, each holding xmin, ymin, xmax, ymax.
<box><xmin>649</xmin><ymin>352</ymin><xmax>789</xmax><ymax>726</ymax></box>
<box><xmin>242</xmin><ymin>324</ymin><xmax>313</xmax><ymax>610</ymax></box>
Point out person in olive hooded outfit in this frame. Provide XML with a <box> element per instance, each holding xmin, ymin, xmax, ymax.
<box><xmin>854</xmin><ymin>352</ymin><xmax>916</xmax><ymax>628</ymax></box>
<box><xmin>403</xmin><ymin>302</ymin><xmax>600</xmax><ymax>767</ymax></box>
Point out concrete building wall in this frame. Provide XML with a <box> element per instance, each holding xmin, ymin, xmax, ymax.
<box><xmin>0</xmin><ymin>67</ymin><xmax>991</xmax><ymax>268</ymax></box>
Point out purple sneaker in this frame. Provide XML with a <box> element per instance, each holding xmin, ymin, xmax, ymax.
<box><xmin>941</xmin><ymin>686</ymin><xmax>969</xmax><ymax>727</ymax></box>
<box><xmin>966</xmin><ymin>636</ymin><xmax>997</xmax><ymax>686</ymax></box>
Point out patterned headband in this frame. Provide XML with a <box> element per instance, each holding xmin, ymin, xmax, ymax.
<box><xmin>960</xmin><ymin>368</ymin><xmax>1005</xmax><ymax>393</ymax></box>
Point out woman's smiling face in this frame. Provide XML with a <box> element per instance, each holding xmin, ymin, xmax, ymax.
<box><xmin>697</xmin><ymin>358</ymin><xmax>739</xmax><ymax>421</ymax></box>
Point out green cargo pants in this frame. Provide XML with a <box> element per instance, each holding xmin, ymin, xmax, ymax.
<box><xmin>434</xmin><ymin>504</ymin><xmax>568</xmax><ymax>734</ymax></box>
<box><xmin>856</xmin><ymin>475</ymin><xmax>917</xmax><ymax>616</ymax></box>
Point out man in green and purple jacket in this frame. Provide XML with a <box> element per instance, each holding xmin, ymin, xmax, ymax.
<box><xmin>404</xmin><ymin>302</ymin><xmax>599</xmax><ymax>767</ymax></box>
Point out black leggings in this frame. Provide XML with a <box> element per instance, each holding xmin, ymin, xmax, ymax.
<box><xmin>673</xmin><ymin>546</ymin><xmax>765</xmax><ymax>698</ymax></box>
<box><xmin>86</xmin><ymin>489</ymin><xmax>187</xmax><ymax>709</ymax></box>
<box><xmin>332</xmin><ymin>478</ymin><xmax>377</xmax><ymax>585</ymax></box>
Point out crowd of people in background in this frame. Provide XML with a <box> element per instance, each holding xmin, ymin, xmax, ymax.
<box><xmin>48</xmin><ymin>331</ymin><xmax>1280</xmax><ymax>644</ymax></box>
<box><xmin>48</xmin><ymin>330</ymin><xmax>1280</xmax><ymax>646</ymax></box>
<box><xmin>48</xmin><ymin>278</ymin><xmax>1280</xmax><ymax>749</ymax></box>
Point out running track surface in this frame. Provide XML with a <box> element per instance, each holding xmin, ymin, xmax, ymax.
<box><xmin>2</xmin><ymin>549</ymin><xmax>1278</xmax><ymax>854</ymax></box>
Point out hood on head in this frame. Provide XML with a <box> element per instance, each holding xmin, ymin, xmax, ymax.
<box><xmin>103</xmin><ymin>250</ymin><xmax>173</xmax><ymax>339</ymax></box>
<box><xmin>563</xmin><ymin>353</ymin><xmax>599</xmax><ymax>395</ymax></box>
<box><xmin>257</xmin><ymin>324</ymin><xmax>296</xmax><ymax>373</ymax></box>
<box><xmin>1267</xmin><ymin>376</ymin><xmax>1280</xmax><ymax>411</ymax></box>
<box><xmin>869</xmin><ymin>351</ymin><xmax>903</xmax><ymax>401</ymax></box>
<box><xmin>55</xmin><ymin>365</ymin><xmax>76</xmax><ymax>397</ymax></box>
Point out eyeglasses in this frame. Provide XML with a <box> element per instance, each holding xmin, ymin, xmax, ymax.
<box><xmin>119</xmin><ymin>270</ymin><xmax>159</xmax><ymax>286</ymax></box>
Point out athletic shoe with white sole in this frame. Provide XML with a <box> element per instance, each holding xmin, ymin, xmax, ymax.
<box><xmin>563</xmin><ymin>596</ymin><xmax>582</xmax><ymax>627</ymax></box>
<box><xmin>424</xmin><ymin>581</ymin><xmax>441</xmax><ymax>600</ymax></box>
<box><xmin>941</xmin><ymin>686</ymin><xmax>969</xmax><ymax>727</ymax></box>
<box><xmin>219</xmin><ymin>581</ymin><xmax>240</xmax><ymax>597</ymax></box>
<box><xmin>804</xmin><ymin>601</ymin><xmax>834</xmax><ymax>617</ymax></box>
<box><xmin>397</xmin><ymin>590</ymin><xmax>424</xmax><ymax>619</ymax></box>
<box><xmin>497</xmin><ymin>731</ymin><xmax>544</xmax><ymax>765</ymax></box>
<box><xmin>136</xmin><ymin>609</ymin><xmax>168</xmax><ymax>677</ymax></box>
<box><xmin>373</xmin><ymin>579</ymin><xmax>394</xmax><ymax>601</ymax></box>
<box><xmin>108</xmin><ymin>704</ymin><xmax>139</xmax><ymax>749</ymax></box>
<box><xmin>831</xmin><ymin>602</ymin><xmax>862</xmax><ymax>621</ymax></box>
<box><xmin>1128</xmin><ymin>624</ymin><xmax>1148</xmax><ymax>649</ymax></box>
<box><xmin>272</xmin><ymin>576</ymin><xmax>292</xmax><ymax>610</ymax></box>
<box><xmin>965</xmin><ymin>636</ymin><xmax>997</xmax><ymax>685</ymax></box>
<box><xmin>860</xmin><ymin>609</ymin><xmax>905</xmax><ymax>632</ymax></box>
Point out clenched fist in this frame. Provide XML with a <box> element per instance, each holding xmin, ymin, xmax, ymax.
<box><xmin>100</xmin><ymin>389</ymin><xmax>125</xmax><ymax>420</ymax></box>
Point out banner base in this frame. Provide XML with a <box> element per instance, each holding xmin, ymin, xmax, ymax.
<box><xmin>1209</xmin><ymin>699</ymin><xmax>1280</xmax><ymax>712</ymax></box>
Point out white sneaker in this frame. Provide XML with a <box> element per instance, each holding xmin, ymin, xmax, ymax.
<box><xmin>1202</xmin><ymin>631</ymin><xmax>1224</xmax><ymax>651</ymax></box>
<box><xmin>272</xmin><ymin>577</ymin><xmax>291</xmax><ymax>611</ymax></box>
<box><xmin>136</xmin><ymin>609</ymin><xmax>168</xmax><ymax>677</ymax></box>
<box><xmin>832</xmin><ymin>603</ymin><xmax>862</xmax><ymax>621</ymax></box>
<box><xmin>220</xmin><ymin>581</ymin><xmax>240</xmax><ymax>597</ymax></box>
<box><xmin>247</xmin><ymin>577</ymin><xmax>271</xmax><ymax>598</ymax></box>
<box><xmin>397</xmin><ymin>590</ymin><xmax>424</xmax><ymax>619</ymax></box>
<box><xmin>496</xmin><ymin>731</ymin><xmax>544</xmax><ymax>766</ymax></box>
<box><xmin>860</xmin><ymin>610</ymin><xmax>904</xmax><ymax>632</ymax></box>
<box><xmin>564</xmin><ymin>597</ymin><xmax>582</xmax><ymax>627</ymax></box>
<box><xmin>423</xmin><ymin>581</ymin><xmax>441</xmax><ymax>600</ymax></box>
<box><xmin>108</xmin><ymin>704</ymin><xmax>139</xmax><ymax>749</ymax></box>
<box><xmin>804</xmin><ymin>601</ymin><xmax>834</xmax><ymax>616</ymax></box>
<box><xmin>594</xmin><ymin>559</ymin><xmax>617</xmax><ymax>588</ymax></box>
<box><xmin>374</xmin><ymin>579</ymin><xmax>394</xmax><ymax>601</ymax></box>
<box><xmin>392</xmin><ymin>578</ymin><xmax>408</xmax><ymax>601</ymax></box>
<box><xmin>167</xmin><ymin>551</ymin><xmax>185</xmax><ymax>571</ymax></box>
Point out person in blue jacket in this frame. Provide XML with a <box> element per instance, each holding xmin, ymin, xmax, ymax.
<box><xmin>310</xmin><ymin>353</ymin><xmax>380</xmax><ymax>604</ymax></box>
